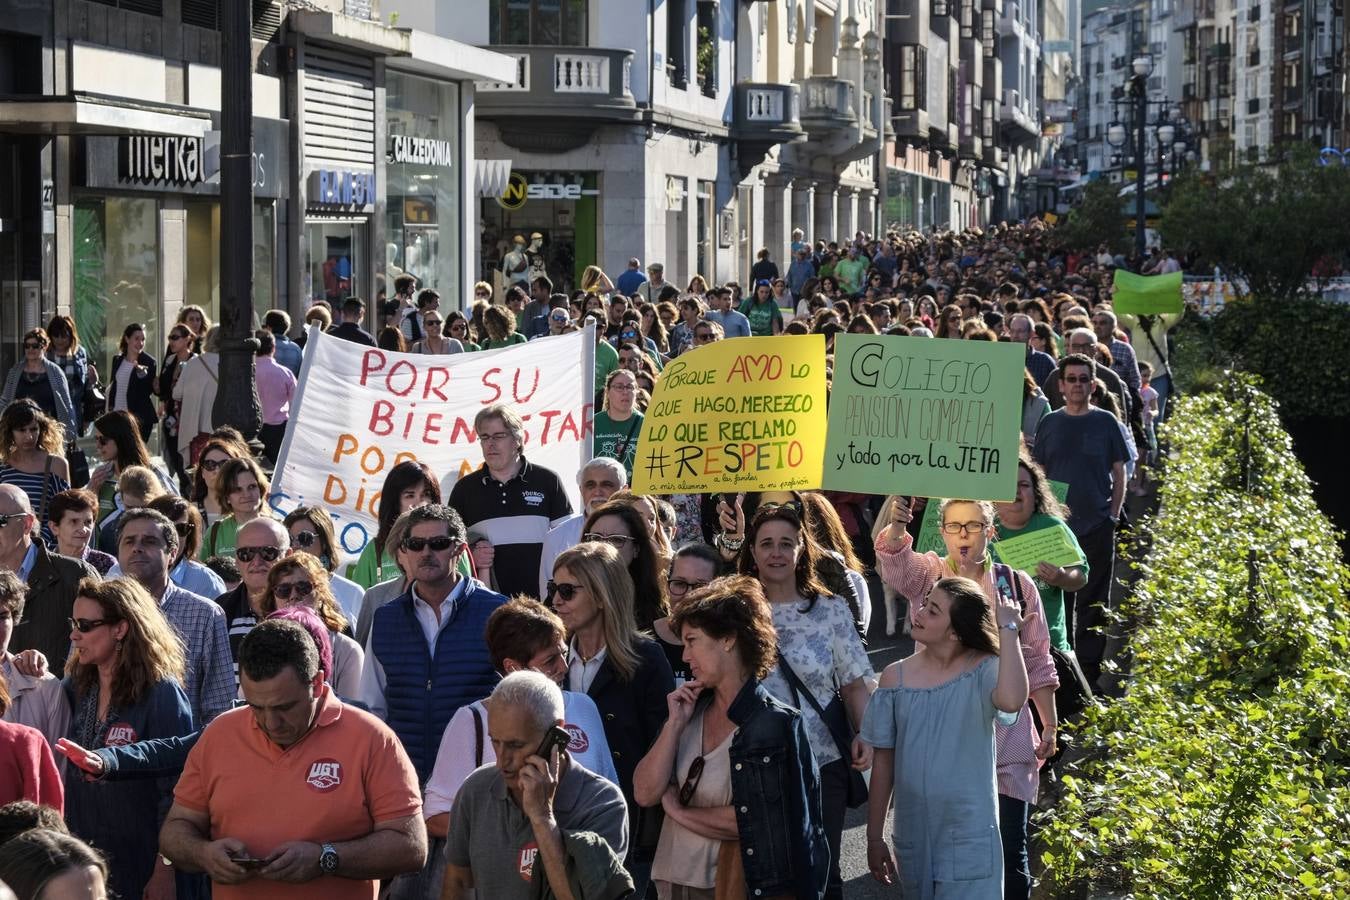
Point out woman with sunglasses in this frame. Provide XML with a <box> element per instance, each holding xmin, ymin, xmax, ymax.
<box><xmin>200</xmin><ymin>456</ymin><xmax>274</xmax><ymax>560</ymax></box>
<box><xmin>934</xmin><ymin>303</ymin><xmax>966</xmax><ymax>339</ymax></box>
<box><xmin>580</xmin><ymin>499</ymin><xmax>668</xmax><ymax>632</ymax></box>
<box><xmin>635</xmin><ymin>575</ymin><xmax>830</xmax><ymax>900</ymax></box>
<box><xmin>411</xmin><ymin>311</ymin><xmax>464</xmax><ymax>355</ymax></box>
<box><xmin>258</xmin><ymin>553</ymin><xmax>364</xmax><ymax>698</ymax></box>
<box><xmin>0</xmin><ymin>400</ymin><xmax>70</xmax><ymax>545</ymax></box>
<box><xmin>443</xmin><ymin>311</ymin><xmax>479</xmax><ymax>352</ymax></box>
<box><xmin>551</xmin><ymin>541</ymin><xmax>674</xmax><ymax>896</ymax></box>
<box><xmin>737</xmin><ymin>504</ymin><xmax>873</xmax><ymax>900</ymax></box>
<box><xmin>874</xmin><ymin>497</ymin><xmax>1059</xmax><ymax>899</ymax></box>
<box><xmin>158</xmin><ymin>323</ymin><xmax>197</xmax><ymax>484</ymax></box>
<box><xmin>145</xmin><ymin>496</ymin><xmax>226</xmax><ymax>598</ymax></box>
<box><xmin>186</xmin><ymin>428</ymin><xmax>247</xmax><ymax>527</ymax></box>
<box><xmin>283</xmin><ymin>505</ymin><xmax>364</xmax><ymax>624</ymax></box>
<box><xmin>88</xmin><ymin>411</ymin><xmax>173</xmax><ymax>529</ymax></box>
<box><xmin>1</xmin><ymin>329</ymin><xmax>79</xmax><ymax>442</ymax></box>
<box><xmin>650</xmin><ymin>542</ymin><xmax>721</xmax><ymax>687</ymax></box>
<box><xmin>62</xmin><ymin>576</ymin><xmax>194</xmax><ymax>900</ymax></box>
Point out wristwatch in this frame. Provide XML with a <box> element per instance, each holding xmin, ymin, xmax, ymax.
<box><xmin>1001</xmin><ymin>621</ymin><xmax>1020</xmax><ymax>633</ymax></box>
<box><xmin>319</xmin><ymin>843</ymin><xmax>339</xmax><ymax>875</ymax></box>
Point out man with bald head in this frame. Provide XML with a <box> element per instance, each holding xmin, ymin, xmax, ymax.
<box><xmin>214</xmin><ymin>517</ymin><xmax>291</xmax><ymax>688</ymax></box>
<box><xmin>117</xmin><ymin>507</ymin><xmax>234</xmax><ymax>724</ymax></box>
<box><xmin>1</xmin><ymin>483</ymin><xmax>97</xmax><ymax>663</ymax></box>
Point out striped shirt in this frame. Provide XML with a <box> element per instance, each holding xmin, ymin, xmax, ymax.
<box><xmin>0</xmin><ymin>463</ymin><xmax>68</xmax><ymax>545</ymax></box>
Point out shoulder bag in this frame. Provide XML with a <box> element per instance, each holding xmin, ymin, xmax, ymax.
<box><xmin>777</xmin><ymin>656</ymin><xmax>868</xmax><ymax>808</ymax></box>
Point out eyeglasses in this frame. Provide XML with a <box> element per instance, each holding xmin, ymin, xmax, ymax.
<box><xmin>546</xmin><ymin>580</ymin><xmax>584</xmax><ymax>604</ymax></box>
<box><xmin>679</xmin><ymin>755</ymin><xmax>706</xmax><ymax>806</ymax></box>
<box><xmin>1061</xmin><ymin>375</ymin><xmax>1093</xmax><ymax>384</ymax></box>
<box><xmin>273</xmin><ymin>581</ymin><xmax>315</xmax><ymax>600</ymax></box>
<box><xmin>402</xmin><ymin>535</ymin><xmax>457</xmax><ymax>553</ymax></box>
<box><xmin>666</xmin><ymin>576</ymin><xmax>710</xmax><ymax>597</ymax></box>
<box><xmin>582</xmin><ymin>532</ymin><xmax>636</xmax><ymax>549</ymax></box>
<box><xmin>235</xmin><ymin>545</ymin><xmax>282</xmax><ymax>563</ymax></box>
<box><xmin>200</xmin><ymin>457</ymin><xmax>229</xmax><ymax>472</ymax></box>
<box><xmin>0</xmin><ymin>513</ymin><xmax>28</xmax><ymax>529</ymax></box>
<box><xmin>23</xmin><ymin>342</ymin><xmax>44</xmax><ymax>350</ymax></box>
<box><xmin>478</xmin><ymin>432</ymin><xmax>515</xmax><ymax>445</ymax></box>
<box><xmin>291</xmin><ymin>530</ymin><xmax>320</xmax><ymax>548</ymax></box>
<box><xmin>68</xmin><ymin>617</ymin><xmax>116</xmax><ymax>633</ymax></box>
<box><xmin>939</xmin><ymin>521</ymin><xmax>989</xmax><ymax>536</ymax></box>
<box><xmin>609</xmin><ymin>383</ymin><xmax>636</xmax><ymax>393</ymax></box>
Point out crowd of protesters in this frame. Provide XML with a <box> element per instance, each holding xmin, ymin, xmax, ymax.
<box><xmin>0</xmin><ymin>219</ymin><xmax>1184</xmax><ymax>900</ymax></box>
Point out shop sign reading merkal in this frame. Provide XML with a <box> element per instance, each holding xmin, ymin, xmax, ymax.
<box><xmin>308</xmin><ymin>169</ymin><xmax>376</xmax><ymax>209</ymax></box>
<box><xmin>120</xmin><ymin>134</ymin><xmax>203</xmax><ymax>185</ymax></box>
<box><xmin>389</xmin><ymin>135</ymin><xmax>454</xmax><ymax>167</ymax></box>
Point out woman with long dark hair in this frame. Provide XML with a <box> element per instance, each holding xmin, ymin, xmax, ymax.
<box><xmin>186</xmin><ymin>428</ymin><xmax>249</xmax><ymax>526</ymax></box>
<box><xmin>345</xmin><ymin>460</ymin><xmax>441</xmax><ymax>590</ymax></box>
<box><xmin>87</xmin><ymin>410</ymin><xmax>172</xmax><ymax>531</ymax></box>
<box><xmin>0</xmin><ymin>401</ymin><xmax>70</xmax><ymax>543</ymax></box>
<box><xmin>580</xmin><ymin>499</ymin><xmax>668</xmax><ymax>632</ymax></box>
<box><xmin>737</xmin><ymin>505</ymin><xmax>873</xmax><ymax>900</ymax></box>
<box><xmin>105</xmin><ymin>323</ymin><xmax>158</xmax><ymax>442</ymax></box>
<box><xmin>863</xmin><ymin>576</ymin><xmax>1030</xmax><ymax>897</ymax></box>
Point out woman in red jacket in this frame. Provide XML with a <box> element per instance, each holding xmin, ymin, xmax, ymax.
<box><xmin>0</xmin><ymin>670</ymin><xmax>64</xmax><ymax>813</ymax></box>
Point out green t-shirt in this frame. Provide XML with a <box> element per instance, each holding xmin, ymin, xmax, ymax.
<box><xmin>992</xmin><ymin>511</ymin><xmax>1086</xmax><ymax>654</ymax></box>
<box><xmin>834</xmin><ymin>256</ymin><xmax>868</xmax><ymax>295</ymax></box>
<box><xmin>482</xmin><ymin>332</ymin><xmax>527</xmax><ymax>350</ymax></box>
<box><xmin>202</xmin><ymin>515</ymin><xmax>243</xmax><ymax>560</ymax></box>
<box><xmin>594</xmin><ymin>339</ymin><xmax>619</xmax><ymax>393</ymax></box>
<box><xmin>591</xmin><ymin>410</ymin><xmax>643</xmax><ymax>479</ymax></box>
<box><xmin>738</xmin><ymin>299</ymin><xmax>783</xmax><ymax>337</ymax></box>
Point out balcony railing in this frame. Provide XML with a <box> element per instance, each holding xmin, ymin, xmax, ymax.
<box><xmin>733</xmin><ymin>83</ymin><xmax>804</xmax><ymax>139</ymax></box>
<box><xmin>799</xmin><ymin>75</ymin><xmax>857</xmax><ymax>134</ymax></box>
<box><xmin>476</xmin><ymin>45</ymin><xmax>635</xmax><ymax>113</ymax></box>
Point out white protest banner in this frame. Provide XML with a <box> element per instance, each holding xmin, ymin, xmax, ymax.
<box><xmin>269</xmin><ymin>325</ymin><xmax>595</xmax><ymax>556</ymax></box>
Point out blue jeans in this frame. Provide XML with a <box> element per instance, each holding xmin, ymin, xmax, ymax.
<box><xmin>1152</xmin><ymin>373</ymin><xmax>1172</xmax><ymax>422</ymax></box>
<box><xmin>999</xmin><ymin>794</ymin><xmax>1032</xmax><ymax>900</ymax></box>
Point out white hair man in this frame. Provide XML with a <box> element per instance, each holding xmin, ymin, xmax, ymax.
<box><xmin>442</xmin><ymin>671</ymin><xmax>629</xmax><ymax>900</ymax></box>
<box><xmin>536</xmin><ymin>458</ymin><xmax>628</xmax><ymax>599</ymax></box>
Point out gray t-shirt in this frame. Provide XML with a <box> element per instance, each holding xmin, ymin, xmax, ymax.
<box><xmin>1032</xmin><ymin>407</ymin><xmax>1129</xmax><ymax>535</ymax></box>
<box><xmin>445</xmin><ymin>757</ymin><xmax>629</xmax><ymax>898</ymax></box>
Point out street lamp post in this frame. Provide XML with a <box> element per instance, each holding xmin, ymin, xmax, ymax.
<box><xmin>1105</xmin><ymin>55</ymin><xmax>1180</xmax><ymax>265</ymax></box>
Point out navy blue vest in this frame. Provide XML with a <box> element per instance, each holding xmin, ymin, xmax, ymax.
<box><xmin>370</xmin><ymin>581</ymin><xmax>505</xmax><ymax>783</ymax></box>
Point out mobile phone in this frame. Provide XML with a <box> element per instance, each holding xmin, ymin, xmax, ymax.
<box><xmin>229</xmin><ymin>854</ymin><xmax>268</xmax><ymax>871</ymax></box>
<box><xmin>534</xmin><ymin>725</ymin><xmax>571</xmax><ymax>760</ymax></box>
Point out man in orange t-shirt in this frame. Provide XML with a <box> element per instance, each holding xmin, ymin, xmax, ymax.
<box><xmin>160</xmin><ymin>619</ymin><xmax>426</xmax><ymax>899</ymax></box>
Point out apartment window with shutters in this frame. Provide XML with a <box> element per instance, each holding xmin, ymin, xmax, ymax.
<box><xmin>960</xmin><ymin>0</ymin><xmax>976</xmax><ymax>39</ymax></box>
<box><xmin>981</xmin><ymin>10</ymin><xmax>996</xmax><ymax>52</ymax></box>
<box><xmin>899</xmin><ymin>45</ymin><xmax>927</xmax><ymax>110</ymax></box>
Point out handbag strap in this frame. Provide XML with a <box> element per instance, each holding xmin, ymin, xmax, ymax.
<box><xmin>776</xmin><ymin>656</ymin><xmax>854</xmax><ymax>760</ymax></box>
<box><xmin>471</xmin><ymin>704</ymin><xmax>485</xmax><ymax>768</ymax></box>
<box><xmin>1138</xmin><ymin>317</ymin><xmax>1175</xmax><ymax>380</ymax></box>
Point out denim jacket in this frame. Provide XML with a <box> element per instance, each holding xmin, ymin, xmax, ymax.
<box><xmin>699</xmin><ymin>679</ymin><xmax>829</xmax><ymax>899</ymax></box>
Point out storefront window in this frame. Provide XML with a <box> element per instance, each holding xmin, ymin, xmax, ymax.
<box><xmin>480</xmin><ymin>171</ymin><xmax>597</xmax><ymax>294</ymax></box>
<box><xmin>184</xmin><ymin>200</ymin><xmax>277</xmax><ymax>327</ymax></box>
<box><xmin>308</xmin><ymin>219</ymin><xmax>367</xmax><ymax>304</ymax></box>
<box><xmin>386</xmin><ymin>72</ymin><xmax>461</xmax><ymax>303</ymax></box>
<box><xmin>73</xmin><ymin>196</ymin><xmax>159</xmax><ymax>379</ymax></box>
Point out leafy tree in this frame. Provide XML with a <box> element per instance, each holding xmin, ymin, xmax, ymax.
<box><xmin>1160</xmin><ymin>145</ymin><xmax>1350</xmax><ymax>302</ymax></box>
<box><xmin>1051</xmin><ymin>178</ymin><xmax>1129</xmax><ymax>255</ymax></box>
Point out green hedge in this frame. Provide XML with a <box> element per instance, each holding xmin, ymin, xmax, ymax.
<box><xmin>1170</xmin><ymin>296</ymin><xmax>1350</xmax><ymax>420</ymax></box>
<box><xmin>1038</xmin><ymin>377</ymin><xmax>1350</xmax><ymax>898</ymax></box>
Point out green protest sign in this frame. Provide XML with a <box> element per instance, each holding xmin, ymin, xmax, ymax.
<box><xmin>1112</xmin><ymin>269</ymin><xmax>1183</xmax><ymax>315</ymax></box>
<box><xmin>823</xmin><ymin>334</ymin><xmax>1024</xmax><ymax>500</ymax></box>
<box><xmin>991</xmin><ymin>525</ymin><xmax>1086</xmax><ymax>572</ymax></box>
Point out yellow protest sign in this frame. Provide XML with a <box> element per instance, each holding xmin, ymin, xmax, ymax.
<box><xmin>631</xmin><ymin>335</ymin><xmax>828</xmax><ymax>494</ymax></box>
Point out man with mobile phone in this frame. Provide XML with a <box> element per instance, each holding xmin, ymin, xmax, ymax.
<box><xmin>160</xmin><ymin>619</ymin><xmax>426</xmax><ymax>899</ymax></box>
<box><xmin>442</xmin><ymin>671</ymin><xmax>630</xmax><ymax>900</ymax></box>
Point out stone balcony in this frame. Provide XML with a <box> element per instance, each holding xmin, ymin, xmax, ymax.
<box><xmin>476</xmin><ymin>45</ymin><xmax>640</xmax><ymax>152</ymax></box>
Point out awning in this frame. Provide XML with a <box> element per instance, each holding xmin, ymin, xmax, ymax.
<box><xmin>392</xmin><ymin>31</ymin><xmax>520</xmax><ymax>84</ymax></box>
<box><xmin>289</xmin><ymin>10</ymin><xmax>408</xmax><ymax>55</ymax></box>
<box><xmin>0</xmin><ymin>93</ymin><xmax>212</xmax><ymax>136</ymax></box>
<box><xmin>476</xmin><ymin>158</ymin><xmax>513</xmax><ymax>198</ymax></box>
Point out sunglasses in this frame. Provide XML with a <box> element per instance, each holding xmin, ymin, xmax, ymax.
<box><xmin>402</xmin><ymin>535</ymin><xmax>457</xmax><ymax>553</ymax></box>
<box><xmin>200</xmin><ymin>457</ymin><xmax>229</xmax><ymax>472</ymax></box>
<box><xmin>679</xmin><ymin>755</ymin><xmax>706</xmax><ymax>806</ymax></box>
<box><xmin>0</xmin><ymin>513</ymin><xmax>28</xmax><ymax>529</ymax></box>
<box><xmin>291</xmin><ymin>530</ymin><xmax>320</xmax><ymax>548</ymax></box>
<box><xmin>545</xmin><ymin>580</ymin><xmax>583</xmax><ymax>604</ymax></box>
<box><xmin>174</xmin><ymin>522</ymin><xmax>195</xmax><ymax>538</ymax></box>
<box><xmin>68</xmin><ymin>617</ymin><xmax>116</xmax><ymax>633</ymax></box>
<box><xmin>758</xmin><ymin>500</ymin><xmax>803</xmax><ymax>515</ymax></box>
<box><xmin>170</xmin><ymin>331</ymin><xmax>190</xmax><ymax>341</ymax></box>
<box><xmin>583</xmin><ymin>532</ymin><xmax>636</xmax><ymax>549</ymax></box>
<box><xmin>23</xmin><ymin>342</ymin><xmax>44</xmax><ymax>350</ymax></box>
<box><xmin>235</xmin><ymin>545</ymin><xmax>282</xmax><ymax>563</ymax></box>
<box><xmin>273</xmin><ymin>581</ymin><xmax>315</xmax><ymax>600</ymax></box>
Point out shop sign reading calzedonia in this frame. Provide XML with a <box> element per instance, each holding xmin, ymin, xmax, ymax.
<box><xmin>389</xmin><ymin>135</ymin><xmax>454</xmax><ymax>167</ymax></box>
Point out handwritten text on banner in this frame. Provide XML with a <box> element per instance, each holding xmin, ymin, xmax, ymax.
<box><xmin>270</xmin><ymin>326</ymin><xmax>594</xmax><ymax>555</ymax></box>
<box><xmin>823</xmin><ymin>333</ymin><xmax>1025</xmax><ymax>500</ymax></box>
<box><xmin>631</xmin><ymin>335</ymin><xmax>827</xmax><ymax>494</ymax></box>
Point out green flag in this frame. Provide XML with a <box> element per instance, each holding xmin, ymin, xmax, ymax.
<box><xmin>1112</xmin><ymin>269</ymin><xmax>1183</xmax><ymax>315</ymax></box>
